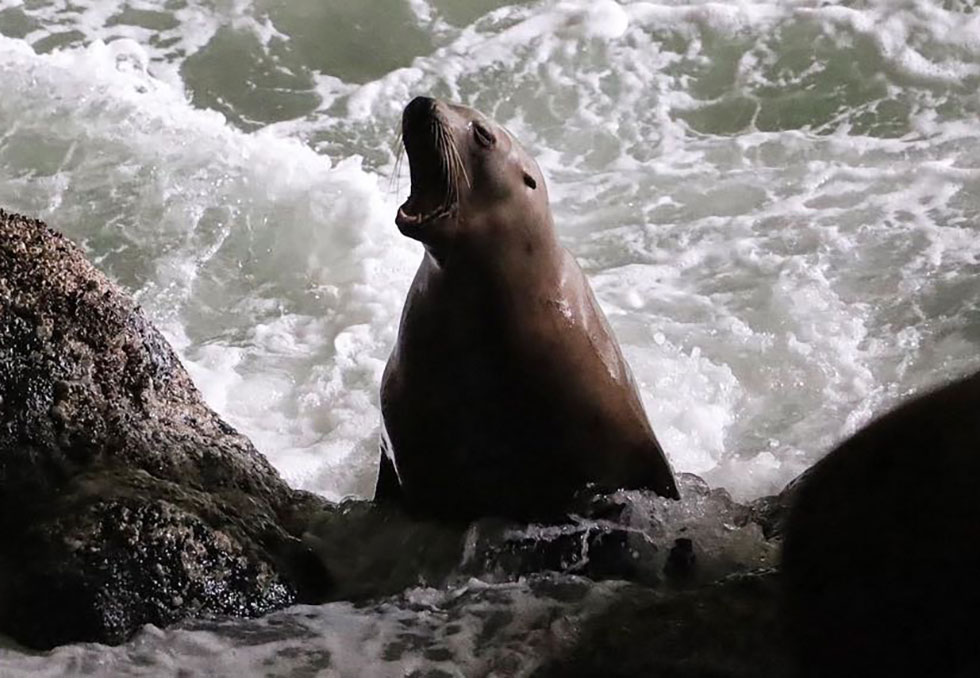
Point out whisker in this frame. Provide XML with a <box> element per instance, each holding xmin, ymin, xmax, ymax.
<box><xmin>388</xmin><ymin>136</ymin><xmax>405</xmax><ymax>197</ymax></box>
<box><xmin>449</xmin><ymin>137</ymin><xmax>470</xmax><ymax>189</ymax></box>
<box><xmin>435</xmin><ymin>124</ymin><xmax>454</xmax><ymax>210</ymax></box>
<box><xmin>444</xmin><ymin>131</ymin><xmax>468</xmax><ymax>216</ymax></box>
<box><xmin>400</xmin><ymin>113</ymin><xmax>468</xmax><ymax>221</ymax></box>
<box><xmin>439</xmin><ymin>119</ymin><xmax>467</xmax><ymax>192</ymax></box>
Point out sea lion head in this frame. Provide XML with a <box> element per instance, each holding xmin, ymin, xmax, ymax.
<box><xmin>396</xmin><ymin>96</ymin><xmax>549</xmax><ymax>258</ymax></box>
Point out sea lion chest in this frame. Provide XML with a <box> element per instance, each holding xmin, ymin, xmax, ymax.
<box><xmin>383</xmin><ymin>258</ymin><xmax>536</xmax><ymax>445</ymax></box>
<box><xmin>380</xmin><ymin>255</ymin><xmax>590</xmax><ymax>517</ymax></box>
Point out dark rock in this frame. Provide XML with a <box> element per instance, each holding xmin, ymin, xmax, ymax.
<box><xmin>461</xmin><ymin>521</ymin><xmax>662</xmax><ymax>587</ymax></box>
<box><xmin>782</xmin><ymin>371</ymin><xmax>980</xmax><ymax>678</ymax></box>
<box><xmin>664</xmin><ymin>537</ymin><xmax>696</xmax><ymax>582</ymax></box>
<box><xmin>585</xmin><ymin>527</ymin><xmax>660</xmax><ymax>586</ymax></box>
<box><xmin>532</xmin><ymin>570</ymin><xmax>794</xmax><ymax>678</ymax></box>
<box><xmin>305</xmin><ymin>499</ymin><xmax>466</xmax><ymax>602</ymax></box>
<box><xmin>446</xmin><ymin>475</ymin><xmax>780</xmax><ymax>591</ymax></box>
<box><xmin>0</xmin><ymin>210</ymin><xmax>331</xmax><ymax>649</ymax></box>
<box><xmin>746</xmin><ymin>480</ymin><xmax>798</xmax><ymax>540</ymax></box>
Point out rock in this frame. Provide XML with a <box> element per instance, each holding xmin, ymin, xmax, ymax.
<box><xmin>782</xmin><ymin>371</ymin><xmax>980</xmax><ymax>678</ymax></box>
<box><xmin>0</xmin><ymin>210</ymin><xmax>331</xmax><ymax>649</ymax></box>
<box><xmin>304</xmin><ymin>499</ymin><xmax>466</xmax><ymax>602</ymax></box>
<box><xmin>746</xmin><ymin>478</ymin><xmax>798</xmax><ymax>540</ymax></box>
<box><xmin>532</xmin><ymin>570</ymin><xmax>793</xmax><ymax>678</ymax></box>
<box><xmin>306</xmin><ymin>471</ymin><xmax>782</xmax><ymax>604</ymax></box>
<box><xmin>459</xmin><ymin>519</ymin><xmax>662</xmax><ymax>587</ymax></box>
<box><xmin>663</xmin><ymin>537</ymin><xmax>696</xmax><ymax>582</ymax></box>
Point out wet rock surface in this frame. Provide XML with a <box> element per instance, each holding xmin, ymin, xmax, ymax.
<box><xmin>532</xmin><ymin>570</ymin><xmax>793</xmax><ymax>678</ymax></box>
<box><xmin>0</xmin><ymin>210</ymin><xmax>330</xmax><ymax>649</ymax></box>
<box><xmin>307</xmin><ymin>473</ymin><xmax>782</xmax><ymax>608</ymax></box>
<box><xmin>782</xmin><ymin>371</ymin><xmax>980</xmax><ymax>678</ymax></box>
<box><xmin>0</xmin><ymin>208</ymin><xmax>798</xmax><ymax>669</ymax></box>
<box><xmin>302</xmin><ymin>478</ymin><xmax>789</xmax><ymax>677</ymax></box>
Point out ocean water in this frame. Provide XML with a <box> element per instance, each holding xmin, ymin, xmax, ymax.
<box><xmin>1</xmin><ymin>0</ymin><xmax>979</xmax><ymax>675</ymax></box>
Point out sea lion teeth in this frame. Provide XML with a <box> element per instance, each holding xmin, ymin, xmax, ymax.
<box><xmin>396</xmin><ymin>204</ymin><xmax>455</xmax><ymax>228</ymax></box>
<box><xmin>396</xmin><ymin>207</ymin><xmax>420</xmax><ymax>225</ymax></box>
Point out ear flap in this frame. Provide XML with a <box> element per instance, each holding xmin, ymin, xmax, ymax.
<box><xmin>523</xmin><ymin>171</ymin><xmax>537</xmax><ymax>190</ymax></box>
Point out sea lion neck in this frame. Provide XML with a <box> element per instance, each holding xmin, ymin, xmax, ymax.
<box><xmin>428</xmin><ymin>217</ymin><xmax>566</xmax><ymax>290</ymax></box>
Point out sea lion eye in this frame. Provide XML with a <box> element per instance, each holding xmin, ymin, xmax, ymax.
<box><xmin>523</xmin><ymin>172</ymin><xmax>537</xmax><ymax>190</ymax></box>
<box><xmin>473</xmin><ymin>122</ymin><xmax>495</xmax><ymax>148</ymax></box>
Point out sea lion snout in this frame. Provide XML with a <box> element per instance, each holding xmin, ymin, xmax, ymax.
<box><xmin>403</xmin><ymin>95</ymin><xmax>437</xmax><ymax>128</ymax></box>
<box><xmin>401</xmin><ymin>97</ymin><xmax>442</xmax><ymax>162</ymax></box>
<box><xmin>398</xmin><ymin>97</ymin><xmax>464</xmax><ymax>237</ymax></box>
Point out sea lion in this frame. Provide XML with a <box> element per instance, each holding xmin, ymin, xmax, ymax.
<box><xmin>782</xmin><ymin>371</ymin><xmax>980</xmax><ymax>678</ymax></box>
<box><xmin>375</xmin><ymin>96</ymin><xmax>679</xmax><ymax>522</ymax></box>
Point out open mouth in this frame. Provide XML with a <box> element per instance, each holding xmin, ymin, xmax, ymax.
<box><xmin>396</xmin><ymin>200</ymin><xmax>457</xmax><ymax>228</ymax></box>
<box><xmin>396</xmin><ymin>97</ymin><xmax>460</xmax><ymax>231</ymax></box>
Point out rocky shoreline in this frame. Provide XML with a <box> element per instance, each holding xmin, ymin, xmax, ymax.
<box><xmin>5</xmin><ymin>209</ymin><xmax>978</xmax><ymax>678</ymax></box>
<box><xmin>0</xmin><ymin>209</ymin><xmax>791</xmax><ymax>660</ymax></box>
<box><xmin>0</xmin><ymin>210</ymin><xmax>331</xmax><ymax>649</ymax></box>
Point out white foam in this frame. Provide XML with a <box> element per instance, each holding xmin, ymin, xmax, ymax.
<box><xmin>0</xmin><ymin>579</ymin><xmax>626</xmax><ymax>677</ymax></box>
<box><xmin>0</xmin><ymin>35</ymin><xmax>419</xmax><ymax>499</ymax></box>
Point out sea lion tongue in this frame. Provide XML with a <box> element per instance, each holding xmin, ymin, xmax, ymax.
<box><xmin>398</xmin><ymin>97</ymin><xmax>453</xmax><ymax>228</ymax></box>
